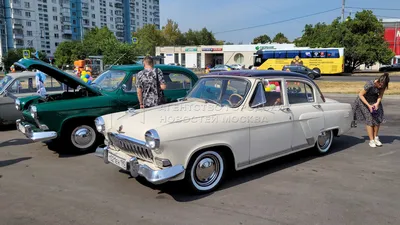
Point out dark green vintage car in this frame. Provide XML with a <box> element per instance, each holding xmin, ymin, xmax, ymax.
<box><xmin>14</xmin><ymin>58</ymin><xmax>198</xmax><ymax>152</ymax></box>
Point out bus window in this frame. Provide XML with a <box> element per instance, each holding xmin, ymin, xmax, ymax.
<box><xmin>312</xmin><ymin>51</ymin><xmax>327</xmax><ymax>58</ymax></box>
<box><xmin>263</xmin><ymin>51</ymin><xmax>274</xmax><ymax>59</ymax></box>
<box><xmin>327</xmin><ymin>49</ymin><xmax>339</xmax><ymax>58</ymax></box>
<box><xmin>300</xmin><ymin>50</ymin><xmax>312</xmax><ymax>58</ymax></box>
<box><xmin>254</xmin><ymin>56</ymin><xmax>265</xmax><ymax>67</ymax></box>
<box><xmin>275</xmin><ymin>51</ymin><xmax>286</xmax><ymax>58</ymax></box>
<box><xmin>287</xmin><ymin>50</ymin><xmax>300</xmax><ymax>58</ymax></box>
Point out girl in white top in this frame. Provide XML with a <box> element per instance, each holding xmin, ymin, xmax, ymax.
<box><xmin>35</xmin><ymin>69</ymin><xmax>47</xmax><ymax>96</ymax></box>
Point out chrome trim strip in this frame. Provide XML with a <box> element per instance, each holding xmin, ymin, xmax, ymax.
<box><xmin>16</xmin><ymin>119</ymin><xmax>57</xmax><ymax>142</ymax></box>
<box><xmin>306</xmin><ymin>137</ymin><xmax>315</xmax><ymax>146</ymax></box>
<box><xmin>107</xmin><ymin>132</ymin><xmax>154</xmax><ymax>162</ymax></box>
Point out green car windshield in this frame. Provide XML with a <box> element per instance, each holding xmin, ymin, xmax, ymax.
<box><xmin>0</xmin><ymin>75</ymin><xmax>12</xmax><ymax>93</ymax></box>
<box><xmin>91</xmin><ymin>70</ymin><xmax>126</xmax><ymax>91</ymax></box>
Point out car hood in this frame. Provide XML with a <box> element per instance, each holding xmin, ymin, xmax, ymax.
<box><xmin>103</xmin><ymin>99</ymin><xmax>237</xmax><ymax>140</ymax></box>
<box><xmin>14</xmin><ymin>58</ymin><xmax>101</xmax><ymax>95</ymax></box>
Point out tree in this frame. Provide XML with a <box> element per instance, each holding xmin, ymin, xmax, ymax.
<box><xmin>162</xmin><ymin>19</ymin><xmax>184</xmax><ymax>46</ymax></box>
<box><xmin>252</xmin><ymin>34</ymin><xmax>271</xmax><ymax>44</ymax></box>
<box><xmin>2</xmin><ymin>48</ymin><xmax>47</xmax><ymax>69</ymax></box>
<box><xmin>133</xmin><ymin>24</ymin><xmax>165</xmax><ymax>56</ymax></box>
<box><xmin>272</xmin><ymin>32</ymin><xmax>290</xmax><ymax>43</ymax></box>
<box><xmin>54</xmin><ymin>41</ymin><xmax>83</xmax><ymax>67</ymax></box>
<box><xmin>295</xmin><ymin>10</ymin><xmax>394</xmax><ymax>72</ymax></box>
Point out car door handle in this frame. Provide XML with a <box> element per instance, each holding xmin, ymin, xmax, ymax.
<box><xmin>313</xmin><ymin>104</ymin><xmax>321</xmax><ymax>109</ymax></box>
<box><xmin>280</xmin><ymin>107</ymin><xmax>291</xmax><ymax>112</ymax></box>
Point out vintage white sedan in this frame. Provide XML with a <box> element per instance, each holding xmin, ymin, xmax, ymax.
<box><xmin>94</xmin><ymin>70</ymin><xmax>355</xmax><ymax>193</ymax></box>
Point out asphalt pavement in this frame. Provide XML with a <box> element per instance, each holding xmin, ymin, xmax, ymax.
<box><xmin>0</xmin><ymin>95</ymin><xmax>399</xmax><ymax>225</ymax></box>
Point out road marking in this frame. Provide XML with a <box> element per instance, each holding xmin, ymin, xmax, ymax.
<box><xmin>378</xmin><ymin>151</ymin><xmax>396</xmax><ymax>157</ymax></box>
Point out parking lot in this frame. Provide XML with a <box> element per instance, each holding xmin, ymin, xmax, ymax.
<box><xmin>1</xmin><ymin>95</ymin><xmax>399</xmax><ymax>225</ymax></box>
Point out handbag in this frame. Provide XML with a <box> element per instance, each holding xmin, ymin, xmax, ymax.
<box><xmin>155</xmin><ymin>68</ymin><xmax>166</xmax><ymax>104</ymax></box>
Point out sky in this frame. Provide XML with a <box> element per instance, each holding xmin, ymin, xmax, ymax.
<box><xmin>160</xmin><ymin>0</ymin><xmax>400</xmax><ymax>44</ymax></box>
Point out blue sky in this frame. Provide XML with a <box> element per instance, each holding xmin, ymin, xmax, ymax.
<box><xmin>160</xmin><ymin>0</ymin><xmax>400</xmax><ymax>43</ymax></box>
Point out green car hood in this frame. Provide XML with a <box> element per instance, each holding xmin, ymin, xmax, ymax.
<box><xmin>14</xmin><ymin>58</ymin><xmax>101</xmax><ymax>95</ymax></box>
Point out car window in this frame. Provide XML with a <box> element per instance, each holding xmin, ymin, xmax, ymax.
<box><xmin>6</xmin><ymin>77</ymin><xmax>36</xmax><ymax>94</ymax></box>
<box><xmin>250</xmin><ymin>80</ymin><xmax>284</xmax><ymax>108</ymax></box>
<box><xmin>287</xmin><ymin>80</ymin><xmax>315</xmax><ymax>104</ymax></box>
<box><xmin>92</xmin><ymin>70</ymin><xmax>126</xmax><ymax>91</ymax></box>
<box><xmin>164</xmin><ymin>73</ymin><xmax>192</xmax><ymax>90</ymax></box>
<box><xmin>43</xmin><ymin>77</ymin><xmax>64</xmax><ymax>91</ymax></box>
<box><xmin>123</xmin><ymin>73</ymin><xmax>138</xmax><ymax>92</ymax></box>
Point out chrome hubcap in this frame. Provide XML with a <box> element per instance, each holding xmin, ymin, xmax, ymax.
<box><xmin>71</xmin><ymin>125</ymin><xmax>96</xmax><ymax>149</ymax></box>
<box><xmin>194</xmin><ymin>155</ymin><xmax>220</xmax><ymax>187</ymax></box>
<box><xmin>318</xmin><ymin>131</ymin><xmax>332</xmax><ymax>150</ymax></box>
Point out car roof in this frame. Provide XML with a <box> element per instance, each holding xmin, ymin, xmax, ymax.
<box><xmin>110</xmin><ymin>64</ymin><xmax>192</xmax><ymax>73</ymax></box>
<box><xmin>4</xmin><ymin>71</ymin><xmax>37</xmax><ymax>78</ymax></box>
<box><xmin>207</xmin><ymin>69</ymin><xmax>312</xmax><ymax>80</ymax></box>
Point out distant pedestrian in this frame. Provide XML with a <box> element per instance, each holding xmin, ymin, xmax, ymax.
<box><xmin>352</xmin><ymin>73</ymin><xmax>390</xmax><ymax>148</ymax></box>
<box><xmin>136</xmin><ymin>56</ymin><xmax>167</xmax><ymax>109</ymax></box>
<box><xmin>35</xmin><ymin>69</ymin><xmax>47</xmax><ymax>97</ymax></box>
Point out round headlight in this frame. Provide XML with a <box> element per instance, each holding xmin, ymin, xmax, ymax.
<box><xmin>145</xmin><ymin>129</ymin><xmax>160</xmax><ymax>151</ymax></box>
<box><xmin>30</xmin><ymin>105</ymin><xmax>37</xmax><ymax>118</ymax></box>
<box><xmin>94</xmin><ymin>116</ymin><xmax>105</xmax><ymax>133</ymax></box>
<box><xmin>15</xmin><ymin>99</ymin><xmax>20</xmax><ymax>110</ymax></box>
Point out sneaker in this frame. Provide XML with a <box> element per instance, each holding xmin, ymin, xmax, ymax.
<box><xmin>374</xmin><ymin>137</ymin><xmax>382</xmax><ymax>147</ymax></box>
<box><xmin>369</xmin><ymin>140</ymin><xmax>377</xmax><ymax>148</ymax></box>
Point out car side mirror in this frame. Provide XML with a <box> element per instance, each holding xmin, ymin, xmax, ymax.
<box><xmin>121</xmin><ymin>84</ymin><xmax>127</xmax><ymax>92</ymax></box>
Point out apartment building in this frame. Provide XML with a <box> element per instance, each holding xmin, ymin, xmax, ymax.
<box><xmin>0</xmin><ymin>0</ymin><xmax>160</xmax><ymax>62</ymax></box>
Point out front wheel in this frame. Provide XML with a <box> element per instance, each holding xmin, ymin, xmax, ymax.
<box><xmin>185</xmin><ymin>151</ymin><xmax>226</xmax><ymax>193</ymax></box>
<box><xmin>62</xmin><ymin>122</ymin><xmax>103</xmax><ymax>153</ymax></box>
<box><xmin>315</xmin><ymin>130</ymin><xmax>334</xmax><ymax>154</ymax></box>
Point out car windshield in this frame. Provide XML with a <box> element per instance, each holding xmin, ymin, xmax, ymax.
<box><xmin>186</xmin><ymin>77</ymin><xmax>251</xmax><ymax>108</ymax></box>
<box><xmin>91</xmin><ymin>70</ymin><xmax>126</xmax><ymax>91</ymax></box>
<box><xmin>0</xmin><ymin>75</ymin><xmax>12</xmax><ymax>93</ymax></box>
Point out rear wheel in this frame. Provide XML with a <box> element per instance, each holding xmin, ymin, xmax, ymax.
<box><xmin>315</xmin><ymin>130</ymin><xmax>334</xmax><ymax>154</ymax></box>
<box><xmin>312</xmin><ymin>67</ymin><xmax>321</xmax><ymax>74</ymax></box>
<box><xmin>308</xmin><ymin>73</ymin><xmax>315</xmax><ymax>79</ymax></box>
<box><xmin>62</xmin><ymin>121</ymin><xmax>103</xmax><ymax>153</ymax></box>
<box><xmin>185</xmin><ymin>150</ymin><xmax>226</xmax><ymax>193</ymax></box>
<box><xmin>268</xmin><ymin>67</ymin><xmax>274</xmax><ymax>70</ymax></box>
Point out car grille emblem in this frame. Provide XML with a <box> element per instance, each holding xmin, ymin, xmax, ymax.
<box><xmin>117</xmin><ymin>125</ymin><xmax>124</xmax><ymax>133</ymax></box>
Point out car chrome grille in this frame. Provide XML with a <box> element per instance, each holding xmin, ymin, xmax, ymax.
<box><xmin>107</xmin><ymin>132</ymin><xmax>154</xmax><ymax>162</ymax></box>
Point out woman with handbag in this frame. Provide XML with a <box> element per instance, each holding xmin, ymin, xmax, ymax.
<box><xmin>136</xmin><ymin>56</ymin><xmax>167</xmax><ymax>109</ymax></box>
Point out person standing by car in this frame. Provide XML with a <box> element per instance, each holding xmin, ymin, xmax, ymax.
<box><xmin>136</xmin><ymin>56</ymin><xmax>167</xmax><ymax>109</ymax></box>
<box><xmin>352</xmin><ymin>73</ymin><xmax>390</xmax><ymax>148</ymax></box>
<box><xmin>35</xmin><ymin>69</ymin><xmax>47</xmax><ymax>97</ymax></box>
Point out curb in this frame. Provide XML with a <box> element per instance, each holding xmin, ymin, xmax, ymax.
<box><xmin>324</xmin><ymin>93</ymin><xmax>400</xmax><ymax>99</ymax></box>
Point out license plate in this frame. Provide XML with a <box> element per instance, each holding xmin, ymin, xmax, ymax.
<box><xmin>18</xmin><ymin>123</ymin><xmax>26</xmax><ymax>134</ymax></box>
<box><xmin>108</xmin><ymin>151</ymin><xmax>127</xmax><ymax>170</ymax></box>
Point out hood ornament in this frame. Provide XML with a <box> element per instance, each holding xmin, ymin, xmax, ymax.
<box><xmin>117</xmin><ymin>125</ymin><xmax>124</xmax><ymax>134</ymax></box>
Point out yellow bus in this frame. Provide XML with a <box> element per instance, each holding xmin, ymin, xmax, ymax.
<box><xmin>253</xmin><ymin>48</ymin><xmax>345</xmax><ymax>74</ymax></box>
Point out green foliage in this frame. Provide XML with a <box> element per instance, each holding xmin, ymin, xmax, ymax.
<box><xmin>54</xmin><ymin>27</ymin><xmax>138</xmax><ymax>67</ymax></box>
<box><xmin>295</xmin><ymin>10</ymin><xmax>394</xmax><ymax>72</ymax></box>
<box><xmin>2</xmin><ymin>48</ymin><xmax>47</xmax><ymax>69</ymax></box>
<box><xmin>133</xmin><ymin>24</ymin><xmax>165</xmax><ymax>56</ymax></box>
<box><xmin>272</xmin><ymin>32</ymin><xmax>290</xmax><ymax>43</ymax></box>
<box><xmin>252</xmin><ymin>34</ymin><xmax>272</xmax><ymax>44</ymax></box>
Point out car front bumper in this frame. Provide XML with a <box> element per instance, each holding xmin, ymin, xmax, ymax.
<box><xmin>16</xmin><ymin>119</ymin><xmax>57</xmax><ymax>142</ymax></box>
<box><xmin>95</xmin><ymin>145</ymin><xmax>185</xmax><ymax>185</ymax></box>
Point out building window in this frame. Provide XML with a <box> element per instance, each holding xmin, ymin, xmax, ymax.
<box><xmin>92</xmin><ymin>14</ymin><xmax>95</xmax><ymax>18</ymax></box>
<box><xmin>92</xmin><ymin>22</ymin><xmax>96</xmax><ymax>26</ymax></box>
<box><xmin>55</xmin><ymin>42</ymin><xmax>59</xmax><ymax>47</ymax></box>
<box><xmin>234</xmin><ymin>53</ymin><xmax>244</xmax><ymax>64</ymax></box>
<box><xmin>27</xmin><ymin>31</ymin><xmax>33</xmax><ymax>36</ymax></box>
<box><xmin>24</xmin><ymin>2</ymin><xmax>30</xmax><ymax>8</ymax></box>
<box><xmin>26</xmin><ymin>21</ymin><xmax>31</xmax><ymax>26</ymax></box>
<box><xmin>91</xmin><ymin>6</ymin><xmax>94</xmax><ymax>10</ymax></box>
<box><xmin>53</xmin><ymin>16</ymin><xmax>58</xmax><ymax>21</ymax></box>
<box><xmin>54</xmin><ymin>25</ymin><xmax>59</xmax><ymax>30</ymax></box>
<box><xmin>53</xmin><ymin>7</ymin><xmax>57</xmax><ymax>12</ymax></box>
<box><xmin>54</xmin><ymin>33</ymin><xmax>59</xmax><ymax>38</ymax></box>
<box><xmin>72</xmin><ymin>3</ymin><xmax>75</xmax><ymax>8</ymax></box>
<box><xmin>25</xmin><ymin>12</ymin><xmax>31</xmax><ymax>17</ymax></box>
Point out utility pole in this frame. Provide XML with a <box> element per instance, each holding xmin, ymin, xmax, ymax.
<box><xmin>341</xmin><ymin>0</ymin><xmax>346</xmax><ymax>22</ymax></box>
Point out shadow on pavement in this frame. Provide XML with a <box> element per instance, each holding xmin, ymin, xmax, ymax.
<box><xmin>128</xmin><ymin>135</ymin><xmax>367</xmax><ymax>202</ymax></box>
<box><xmin>0</xmin><ymin>157</ymin><xmax>32</xmax><ymax>168</ymax></box>
<box><xmin>362</xmin><ymin>135</ymin><xmax>400</xmax><ymax>144</ymax></box>
<box><xmin>43</xmin><ymin>140</ymin><xmax>93</xmax><ymax>158</ymax></box>
<box><xmin>0</xmin><ymin>138</ymin><xmax>32</xmax><ymax>148</ymax></box>
<box><xmin>0</xmin><ymin>124</ymin><xmax>16</xmax><ymax>132</ymax></box>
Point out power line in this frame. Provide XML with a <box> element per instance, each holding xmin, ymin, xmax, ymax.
<box><xmin>214</xmin><ymin>7</ymin><xmax>341</xmax><ymax>34</ymax></box>
<box><xmin>346</xmin><ymin>7</ymin><xmax>400</xmax><ymax>11</ymax></box>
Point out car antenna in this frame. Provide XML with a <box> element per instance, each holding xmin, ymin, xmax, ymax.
<box><xmin>109</xmin><ymin>53</ymin><xmax>127</xmax><ymax>68</ymax></box>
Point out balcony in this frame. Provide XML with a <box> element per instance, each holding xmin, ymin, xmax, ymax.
<box><xmin>13</xmin><ymin>33</ymin><xmax>24</xmax><ymax>39</ymax></box>
<box><xmin>116</xmin><ymin>25</ymin><xmax>124</xmax><ymax>30</ymax></box>
<box><xmin>12</xmin><ymin>20</ymin><xmax>23</xmax><ymax>29</ymax></box>
<box><xmin>116</xmin><ymin>32</ymin><xmax>124</xmax><ymax>37</ymax></box>
<box><xmin>115</xmin><ymin>0</ymin><xmax>123</xmax><ymax>3</ymax></box>
<box><xmin>10</xmin><ymin>2</ymin><xmax>23</xmax><ymax>9</ymax></box>
<box><xmin>62</xmin><ymin>28</ymin><xmax>72</xmax><ymax>34</ymax></box>
<box><xmin>115</xmin><ymin>3</ymin><xmax>123</xmax><ymax>8</ymax></box>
